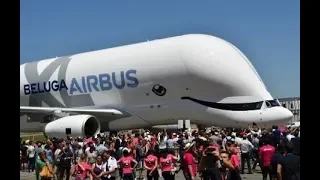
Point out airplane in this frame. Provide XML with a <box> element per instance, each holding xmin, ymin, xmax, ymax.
<box><xmin>20</xmin><ymin>34</ymin><xmax>293</xmax><ymax>138</ymax></box>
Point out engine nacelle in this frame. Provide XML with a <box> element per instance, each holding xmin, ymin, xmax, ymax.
<box><xmin>44</xmin><ymin>115</ymin><xmax>100</xmax><ymax>139</ymax></box>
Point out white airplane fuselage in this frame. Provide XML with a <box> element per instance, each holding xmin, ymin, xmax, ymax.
<box><xmin>20</xmin><ymin>34</ymin><xmax>293</xmax><ymax>133</ymax></box>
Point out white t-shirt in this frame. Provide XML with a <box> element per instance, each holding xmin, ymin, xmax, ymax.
<box><xmin>103</xmin><ymin>157</ymin><xmax>118</xmax><ymax>178</ymax></box>
<box><xmin>235</xmin><ymin>137</ymin><xmax>242</xmax><ymax>145</ymax></box>
<box><xmin>286</xmin><ymin>134</ymin><xmax>295</xmax><ymax>141</ymax></box>
<box><xmin>87</xmin><ymin>151</ymin><xmax>97</xmax><ymax>164</ymax></box>
<box><xmin>251</xmin><ymin>129</ymin><xmax>261</xmax><ymax>137</ymax></box>
<box><xmin>85</xmin><ymin>147</ymin><xmax>90</xmax><ymax>154</ymax></box>
<box><xmin>78</xmin><ymin>142</ymin><xmax>84</xmax><ymax>147</ymax></box>
<box><xmin>27</xmin><ymin>146</ymin><xmax>35</xmax><ymax>158</ymax></box>
<box><xmin>54</xmin><ymin>149</ymin><xmax>62</xmax><ymax>160</ymax></box>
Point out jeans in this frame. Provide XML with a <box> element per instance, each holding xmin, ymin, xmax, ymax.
<box><xmin>261</xmin><ymin>166</ymin><xmax>272</xmax><ymax>180</ymax></box>
<box><xmin>28</xmin><ymin>157</ymin><xmax>35</xmax><ymax>172</ymax></box>
<box><xmin>241</xmin><ymin>152</ymin><xmax>252</xmax><ymax>173</ymax></box>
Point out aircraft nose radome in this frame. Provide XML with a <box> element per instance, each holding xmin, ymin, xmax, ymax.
<box><xmin>284</xmin><ymin>108</ymin><xmax>294</xmax><ymax>119</ymax></box>
<box><xmin>279</xmin><ymin>107</ymin><xmax>293</xmax><ymax>124</ymax></box>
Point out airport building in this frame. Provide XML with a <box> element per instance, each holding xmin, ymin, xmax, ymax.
<box><xmin>278</xmin><ymin>97</ymin><xmax>300</xmax><ymax>123</ymax></box>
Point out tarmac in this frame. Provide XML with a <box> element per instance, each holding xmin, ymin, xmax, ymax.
<box><xmin>20</xmin><ymin>168</ymin><xmax>262</xmax><ymax>180</ymax></box>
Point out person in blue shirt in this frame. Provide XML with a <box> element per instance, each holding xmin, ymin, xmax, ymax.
<box><xmin>44</xmin><ymin>144</ymin><xmax>53</xmax><ymax>164</ymax></box>
<box><xmin>35</xmin><ymin>142</ymin><xmax>43</xmax><ymax>180</ymax></box>
<box><xmin>272</xmin><ymin>126</ymin><xmax>281</xmax><ymax>146</ymax></box>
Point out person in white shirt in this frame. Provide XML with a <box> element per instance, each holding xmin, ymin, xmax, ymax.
<box><xmin>235</xmin><ymin>136</ymin><xmax>243</xmax><ymax>145</ymax></box>
<box><xmin>158</xmin><ymin>134</ymin><xmax>167</xmax><ymax>150</ymax></box>
<box><xmin>249</xmin><ymin>124</ymin><xmax>262</xmax><ymax>137</ymax></box>
<box><xmin>286</xmin><ymin>133</ymin><xmax>295</xmax><ymax>141</ymax></box>
<box><xmin>235</xmin><ymin>132</ymin><xmax>243</xmax><ymax>146</ymax></box>
<box><xmin>100</xmin><ymin>150</ymin><xmax>118</xmax><ymax>180</ymax></box>
<box><xmin>27</xmin><ymin>143</ymin><xmax>35</xmax><ymax>172</ymax></box>
<box><xmin>239</xmin><ymin>135</ymin><xmax>254</xmax><ymax>174</ymax></box>
<box><xmin>96</xmin><ymin>140</ymin><xmax>108</xmax><ymax>155</ymax></box>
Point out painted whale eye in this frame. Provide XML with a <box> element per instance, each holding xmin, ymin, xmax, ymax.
<box><xmin>152</xmin><ymin>84</ymin><xmax>166</xmax><ymax>96</ymax></box>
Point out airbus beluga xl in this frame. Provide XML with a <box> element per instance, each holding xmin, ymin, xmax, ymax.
<box><xmin>20</xmin><ymin>34</ymin><xmax>293</xmax><ymax>138</ymax></box>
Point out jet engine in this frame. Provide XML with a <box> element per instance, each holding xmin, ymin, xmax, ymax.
<box><xmin>44</xmin><ymin>114</ymin><xmax>100</xmax><ymax>138</ymax></box>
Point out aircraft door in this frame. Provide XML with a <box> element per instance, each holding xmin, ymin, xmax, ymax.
<box><xmin>259</xmin><ymin>109</ymin><xmax>263</xmax><ymax>122</ymax></box>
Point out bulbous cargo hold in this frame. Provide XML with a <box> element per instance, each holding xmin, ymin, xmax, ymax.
<box><xmin>19</xmin><ymin>34</ymin><xmax>293</xmax><ymax>131</ymax></box>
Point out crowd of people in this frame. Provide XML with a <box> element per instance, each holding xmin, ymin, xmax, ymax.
<box><xmin>20</xmin><ymin>124</ymin><xmax>300</xmax><ymax>180</ymax></box>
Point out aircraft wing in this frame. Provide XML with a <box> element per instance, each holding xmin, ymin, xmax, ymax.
<box><xmin>20</xmin><ymin>106</ymin><xmax>124</xmax><ymax>118</ymax></box>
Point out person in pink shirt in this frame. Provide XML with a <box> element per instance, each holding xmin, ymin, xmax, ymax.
<box><xmin>228</xmin><ymin>144</ymin><xmax>241</xmax><ymax>179</ymax></box>
<box><xmin>259</xmin><ymin>139</ymin><xmax>275</xmax><ymax>180</ymax></box>
<box><xmin>71</xmin><ymin>154</ymin><xmax>93</xmax><ymax>180</ymax></box>
<box><xmin>229</xmin><ymin>144</ymin><xmax>240</xmax><ymax>169</ymax></box>
<box><xmin>133</xmin><ymin>134</ymin><xmax>139</xmax><ymax>145</ymax></box>
<box><xmin>118</xmin><ymin>148</ymin><xmax>138</xmax><ymax>180</ymax></box>
<box><xmin>83</xmin><ymin>137</ymin><xmax>94</xmax><ymax>148</ymax></box>
<box><xmin>159</xmin><ymin>150</ymin><xmax>178</xmax><ymax>180</ymax></box>
<box><xmin>150</xmin><ymin>136</ymin><xmax>156</xmax><ymax>149</ymax></box>
<box><xmin>233</xmin><ymin>145</ymin><xmax>240</xmax><ymax>155</ymax></box>
<box><xmin>144</xmin><ymin>150</ymin><xmax>159</xmax><ymax>180</ymax></box>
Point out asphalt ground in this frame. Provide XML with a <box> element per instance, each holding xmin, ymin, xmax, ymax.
<box><xmin>20</xmin><ymin>168</ymin><xmax>262</xmax><ymax>180</ymax></box>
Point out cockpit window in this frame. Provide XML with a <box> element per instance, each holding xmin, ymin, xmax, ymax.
<box><xmin>266</xmin><ymin>101</ymin><xmax>272</xmax><ymax>108</ymax></box>
<box><xmin>266</xmin><ymin>99</ymin><xmax>281</xmax><ymax>107</ymax></box>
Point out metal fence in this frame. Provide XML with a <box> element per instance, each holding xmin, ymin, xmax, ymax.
<box><xmin>278</xmin><ymin>97</ymin><xmax>300</xmax><ymax>123</ymax></box>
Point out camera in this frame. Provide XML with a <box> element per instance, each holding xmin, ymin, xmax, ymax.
<box><xmin>206</xmin><ymin>147</ymin><xmax>216</xmax><ymax>153</ymax></box>
<box><xmin>205</xmin><ymin>146</ymin><xmax>216</xmax><ymax>155</ymax></box>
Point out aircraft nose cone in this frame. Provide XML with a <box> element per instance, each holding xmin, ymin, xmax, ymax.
<box><xmin>279</xmin><ymin>107</ymin><xmax>293</xmax><ymax>124</ymax></box>
<box><xmin>283</xmin><ymin>108</ymin><xmax>293</xmax><ymax>119</ymax></box>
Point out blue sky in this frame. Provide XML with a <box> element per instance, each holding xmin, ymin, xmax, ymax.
<box><xmin>20</xmin><ymin>0</ymin><xmax>300</xmax><ymax>98</ymax></box>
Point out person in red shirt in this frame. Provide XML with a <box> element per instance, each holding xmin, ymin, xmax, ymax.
<box><xmin>128</xmin><ymin>139</ymin><xmax>136</xmax><ymax>159</ymax></box>
<box><xmin>259</xmin><ymin>139</ymin><xmax>275</xmax><ymax>180</ymax></box>
<box><xmin>229</xmin><ymin>144</ymin><xmax>240</xmax><ymax>170</ymax></box>
<box><xmin>83</xmin><ymin>137</ymin><xmax>94</xmax><ymax>148</ymax></box>
<box><xmin>182</xmin><ymin>142</ymin><xmax>197</xmax><ymax>180</ymax></box>
<box><xmin>118</xmin><ymin>148</ymin><xmax>138</xmax><ymax>180</ymax></box>
<box><xmin>71</xmin><ymin>154</ymin><xmax>93</xmax><ymax>180</ymax></box>
<box><xmin>150</xmin><ymin>136</ymin><xmax>156</xmax><ymax>150</ymax></box>
<box><xmin>144</xmin><ymin>150</ymin><xmax>159</xmax><ymax>180</ymax></box>
<box><xmin>133</xmin><ymin>134</ymin><xmax>139</xmax><ymax>145</ymax></box>
<box><xmin>159</xmin><ymin>149</ymin><xmax>178</xmax><ymax>180</ymax></box>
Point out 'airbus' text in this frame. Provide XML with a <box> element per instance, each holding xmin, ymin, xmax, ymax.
<box><xmin>23</xmin><ymin>69</ymin><xmax>139</xmax><ymax>95</ymax></box>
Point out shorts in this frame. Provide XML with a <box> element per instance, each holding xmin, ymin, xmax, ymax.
<box><xmin>21</xmin><ymin>156</ymin><xmax>28</xmax><ymax>163</ymax></box>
